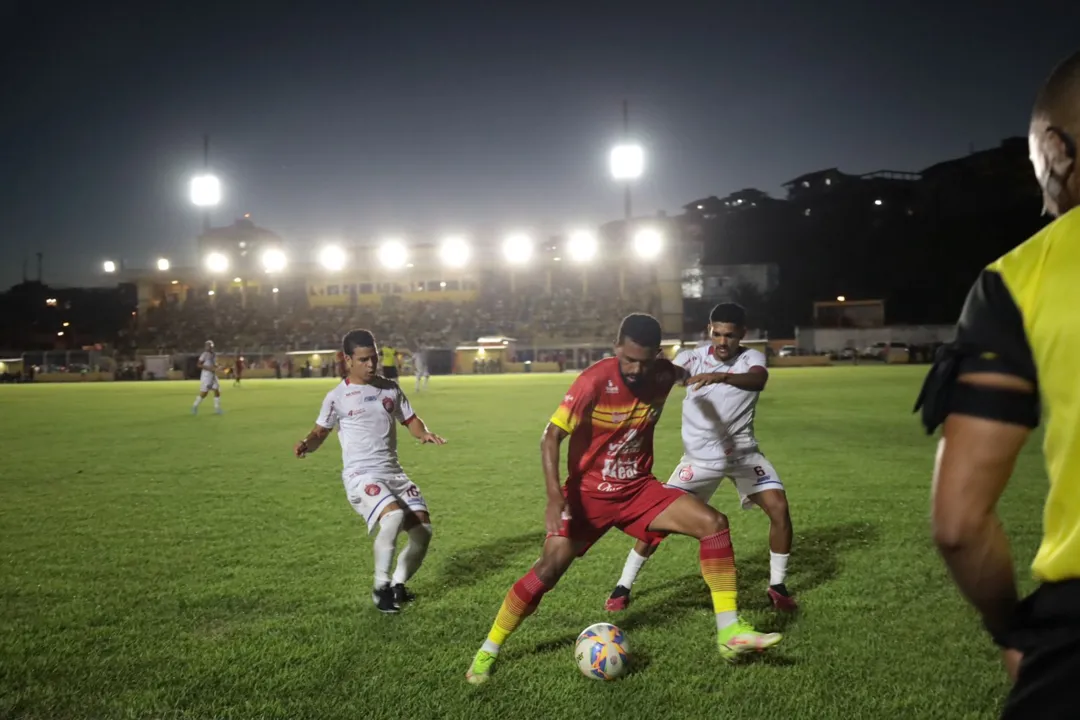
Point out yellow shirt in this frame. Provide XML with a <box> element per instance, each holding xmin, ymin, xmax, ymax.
<box><xmin>381</xmin><ymin>346</ymin><xmax>396</xmax><ymax>368</ymax></box>
<box><xmin>957</xmin><ymin>206</ymin><xmax>1080</xmax><ymax>582</ymax></box>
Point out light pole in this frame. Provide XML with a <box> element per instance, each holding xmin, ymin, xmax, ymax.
<box><xmin>189</xmin><ymin>134</ymin><xmax>221</xmax><ymax>233</ymax></box>
<box><xmin>609</xmin><ymin>100</ymin><xmax>644</xmax><ymax>298</ymax></box>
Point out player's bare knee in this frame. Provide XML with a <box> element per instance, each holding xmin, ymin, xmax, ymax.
<box><xmin>705</xmin><ymin>508</ymin><xmax>729</xmax><ymax>535</ymax></box>
<box><xmin>534</xmin><ymin>542</ymin><xmax>574</xmax><ymax>586</ymax></box>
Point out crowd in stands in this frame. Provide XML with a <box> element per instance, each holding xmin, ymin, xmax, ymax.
<box><xmin>135</xmin><ymin>283</ymin><xmax>657</xmax><ymax>354</ymax></box>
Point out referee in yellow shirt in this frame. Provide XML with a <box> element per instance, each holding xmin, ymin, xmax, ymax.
<box><xmin>917</xmin><ymin>49</ymin><xmax>1080</xmax><ymax>717</ymax></box>
<box><xmin>381</xmin><ymin>344</ymin><xmax>399</xmax><ymax>380</ymax></box>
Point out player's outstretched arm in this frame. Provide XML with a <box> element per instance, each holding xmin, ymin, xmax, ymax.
<box><xmin>540</xmin><ymin>423</ymin><xmax>569</xmax><ymax>535</ymax></box>
<box><xmin>295</xmin><ymin>425</ymin><xmax>331</xmax><ymax>458</ymax></box>
<box><xmin>932</xmin><ymin>371</ymin><xmax>1033</xmax><ymax>677</ymax></box>
<box><xmin>688</xmin><ymin>365</ymin><xmax>768</xmax><ymax>391</ymax></box>
<box><xmin>405</xmin><ymin>415</ymin><xmax>446</xmax><ymax>445</ymax></box>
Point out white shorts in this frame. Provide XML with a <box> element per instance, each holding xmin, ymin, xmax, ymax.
<box><xmin>199</xmin><ymin>374</ymin><xmax>220</xmax><ymax>393</ymax></box>
<box><xmin>664</xmin><ymin>453</ymin><xmax>785</xmax><ymax>511</ymax></box>
<box><xmin>345</xmin><ymin>472</ymin><xmax>428</xmax><ymax>533</ymax></box>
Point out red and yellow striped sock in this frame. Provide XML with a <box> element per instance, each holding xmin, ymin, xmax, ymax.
<box><xmin>700</xmin><ymin>530</ymin><xmax>738</xmax><ymax>623</ymax></box>
<box><xmin>483</xmin><ymin>569</ymin><xmax>549</xmax><ymax>652</ymax></box>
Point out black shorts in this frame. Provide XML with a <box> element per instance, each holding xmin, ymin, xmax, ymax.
<box><xmin>1001</xmin><ymin>580</ymin><xmax>1080</xmax><ymax>719</ymax></box>
<box><xmin>382</xmin><ymin>366</ymin><xmax>398</xmax><ymax>379</ymax></box>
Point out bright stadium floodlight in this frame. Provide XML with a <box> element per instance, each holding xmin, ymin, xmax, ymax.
<box><xmin>567</xmin><ymin>230</ymin><xmax>598</xmax><ymax>263</ymax></box>
<box><xmin>439</xmin><ymin>235</ymin><xmax>471</xmax><ymax>268</ymax></box>
<box><xmin>156</xmin><ymin>258</ymin><xmax>170</xmax><ymax>271</ymax></box>
<box><xmin>502</xmin><ymin>233</ymin><xmax>533</xmax><ymax>265</ymax></box>
<box><xmin>261</xmin><ymin>248</ymin><xmax>287</xmax><ymax>274</ymax></box>
<box><xmin>632</xmin><ymin>227</ymin><xmax>663</xmax><ymax>259</ymax></box>
<box><xmin>377</xmin><ymin>239</ymin><xmax>408</xmax><ymax>270</ymax></box>
<box><xmin>318</xmin><ymin>245</ymin><xmax>347</xmax><ymax>271</ymax></box>
<box><xmin>609</xmin><ymin>143</ymin><xmax>644</xmax><ymax>180</ymax></box>
<box><xmin>204</xmin><ymin>252</ymin><xmax>229</xmax><ymax>273</ymax></box>
<box><xmin>189</xmin><ymin>174</ymin><xmax>222</xmax><ymax>207</ymax></box>
<box><xmin>103</xmin><ymin>260</ymin><xmax>116</xmax><ymax>273</ymax></box>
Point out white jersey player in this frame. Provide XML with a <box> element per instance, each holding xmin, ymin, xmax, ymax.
<box><xmin>294</xmin><ymin>329</ymin><xmax>446</xmax><ymax>614</ymax></box>
<box><xmin>192</xmin><ymin>340</ymin><xmax>223</xmax><ymax>415</ymax></box>
<box><xmin>413</xmin><ymin>347</ymin><xmax>430</xmax><ymax>392</ymax></box>
<box><xmin>605</xmin><ymin>302</ymin><xmax>797</xmax><ymax>612</ymax></box>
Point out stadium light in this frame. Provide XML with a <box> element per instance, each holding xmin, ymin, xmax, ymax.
<box><xmin>208</xmin><ymin>290</ymin><xmax>215</xmax><ymax>296</ymax></box>
<box><xmin>874</xmin><ymin>199</ymin><xmax>883</xmax><ymax>206</ymax></box>
<box><xmin>632</xmin><ymin>227</ymin><xmax>663</xmax><ymax>259</ymax></box>
<box><xmin>502</xmin><ymin>233</ymin><xmax>533</xmax><ymax>265</ymax></box>
<box><xmin>204</xmin><ymin>252</ymin><xmax>229</xmax><ymax>273</ymax></box>
<box><xmin>318</xmin><ymin>245</ymin><xmax>347</xmax><ymax>271</ymax></box>
<box><xmin>609</xmin><ymin>144</ymin><xmax>644</xmax><ymax>180</ymax></box>
<box><xmin>156</xmin><ymin>258</ymin><xmax>170</xmax><ymax>271</ymax></box>
<box><xmin>567</xmin><ymin>230</ymin><xmax>598</xmax><ymax>263</ymax></box>
<box><xmin>233</xmin><ymin>277</ymin><xmax>242</xmax><ymax>283</ymax></box>
<box><xmin>261</xmin><ymin>248</ymin><xmax>287</xmax><ymax>274</ymax></box>
<box><xmin>189</xmin><ymin>174</ymin><xmax>222</xmax><ymax>207</ymax></box>
<box><xmin>837</xmin><ymin>295</ymin><xmax>846</xmax><ymax>302</ymax></box>
<box><xmin>272</xmin><ymin>287</ymin><xmax>279</xmax><ymax>294</ymax></box>
<box><xmin>439</xmin><ymin>235</ymin><xmax>471</xmax><ymax>268</ymax></box>
<box><xmin>103</xmin><ymin>260</ymin><xmax>117</xmax><ymax>273</ymax></box>
<box><xmin>377</xmin><ymin>239</ymin><xmax>408</xmax><ymax>270</ymax></box>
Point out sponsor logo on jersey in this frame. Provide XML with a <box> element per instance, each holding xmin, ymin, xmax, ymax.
<box><xmin>596</xmin><ymin>481</ymin><xmax>618</xmax><ymax>492</ymax></box>
<box><xmin>605</xmin><ymin>380</ymin><xmax>619</xmax><ymax>394</ymax></box>
<box><xmin>381</xmin><ymin>397</ymin><xmax>395</xmax><ymax>414</ymax></box>
<box><xmin>564</xmin><ymin>393</ymin><xmax>575</xmax><ymax>403</ymax></box>
<box><xmin>364</xmin><ymin>395</ymin><xmax>377</xmax><ymax>402</ymax></box>
<box><xmin>364</xmin><ymin>484</ymin><xmax>381</xmax><ymax>496</ymax></box>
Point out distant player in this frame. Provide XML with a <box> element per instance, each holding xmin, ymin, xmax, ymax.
<box><xmin>465</xmin><ymin>314</ymin><xmax>780</xmax><ymax>685</ymax></box>
<box><xmin>294</xmin><ymin>329</ymin><xmax>446</xmax><ymax>613</ymax></box>
<box><xmin>414</xmin><ymin>346</ymin><xmax>430</xmax><ymax>392</ymax></box>
<box><xmin>233</xmin><ymin>351</ymin><xmax>244</xmax><ymax>387</ymax></box>
<box><xmin>192</xmin><ymin>340</ymin><xmax>223</xmax><ymax>415</ymax></box>
<box><xmin>605</xmin><ymin>303</ymin><xmax>796</xmax><ymax>613</ymax></box>
<box><xmin>381</xmin><ymin>343</ymin><xmax>399</xmax><ymax>380</ymax></box>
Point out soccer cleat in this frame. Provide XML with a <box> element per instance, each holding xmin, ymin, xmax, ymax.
<box><xmin>605</xmin><ymin>584</ymin><xmax>632</xmax><ymax>612</ymax></box>
<box><xmin>717</xmin><ymin>621</ymin><xmax>782</xmax><ymax>662</ymax></box>
<box><xmin>214</xmin><ymin>408</ymin><xmax>224</xmax><ymax>415</ymax></box>
<box><xmin>466</xmin><ymin>649</ymin><xmax>498</xmax><ymax>685</ymax></box>
<box><xmin>768</xmin><ymin>584</ymin><xmax>798</xmax><ymax>612</ymax></box>
<box><xmin>392</xmin><ymin>583</ymin><xmax>415</xmax><ymax>605</ymax></box>
<box><xmin>371</xmin><ymin>585</ymin><xmax>400</xmax><ymax>614</ymax></box>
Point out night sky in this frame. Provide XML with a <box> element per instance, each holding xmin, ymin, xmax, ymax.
<box><xmin>1</xmin><ymin>1</ymin><xmax>1075</xmax><ymax>290</ymax></box>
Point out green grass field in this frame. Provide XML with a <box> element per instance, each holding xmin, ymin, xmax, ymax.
<box><xmin>0</xmin><ymin>368</ymin><xmax>1047</xmax><ymax>720</ymax></box>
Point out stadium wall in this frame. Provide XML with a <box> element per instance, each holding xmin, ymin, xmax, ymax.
<box><xmin>795</xmin><ymin>325</ymin><xmax>955</xmax><ymax>354</ymax></box>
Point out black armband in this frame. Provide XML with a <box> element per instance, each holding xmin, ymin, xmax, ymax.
<box><xmin>914</xmin><ymin>343</ymin><xmax>1039</xmax><ymax>434</ymax></box>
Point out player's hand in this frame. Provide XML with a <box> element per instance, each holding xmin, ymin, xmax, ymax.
<box><xmin>545</xmin><ymin>499</ymin><xmax>568</xmax><ymax>536</ymax></box>
<box><xmin>294</xmin><ymin>441</ymin><xmax>309</xmax><ymax>459</ymax></box>
<box><xmin>687</xmin><ymin>372</ymin><xmax>727</xmax><ymax>390</ymax></box>
<box><xmin>1002</xmin><ymin>648</ymin><xmax>1023</xmax><ymax>682</ymax></box>
<box><xmin>420</xmin><ymin>432</ymin><xmax>446</xmax><ymax>445</ymax></box>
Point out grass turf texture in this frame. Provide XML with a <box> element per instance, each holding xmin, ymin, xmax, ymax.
<box><xmin>0</xmin><ymin>367</ymin><xmax>1045</xmax><ymax>720</ymax></box>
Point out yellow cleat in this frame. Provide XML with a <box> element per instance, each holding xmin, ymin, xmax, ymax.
<box><xmin>717</xmin><ymin>621</ymin><xmax>782</xmax><ymax>663</ymax></box>
<box><xmin>466</xmin><ymin>649</ymin><xmax>498</xmax><ymax>685</ymax></box>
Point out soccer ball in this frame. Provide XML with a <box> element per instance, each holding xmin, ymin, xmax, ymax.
<box><xmin>575</xmin><ymin>623</ymin><xmax>630</xmax><ymax>680</ymax></box>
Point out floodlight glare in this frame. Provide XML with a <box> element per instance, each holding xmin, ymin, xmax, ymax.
<box><xmin>261</xmin><ymin>248</ymin><xmax>287</xmax><ymax>273</ymax></box>
<box><xmin>610</xmin><ymin>144</ymin><xmax>645</xmax><ymax>180</ymax></box>
<box><xmin>377</xmin><ymin>239</ymin><xmax>408</xmax><ymax>270</ymax></box>
<box><xmin>156</xmin><ymin>258</ymin><xmax>170</xmax><ymax>271</ymax></box>
<box><xmin>502</xmin><ymin>233</ymin><xmax>533</xmax><ymax>265</ymax></box>
<box><xmin>318</xmin><ymin>245</ymin><xmax>347</xmax><ymax>271</ymax></box>
<box><xmin>189</xmin><ymin>174</ymin><xmax>222</xmax><ymax>207</ymax></box>
<box><xmin>568</xmin><ymin>230</ymin><xmax>598</xmax><ymax>263</ymax></box>
<box><xmin>103</xmin><ymin>260</ymin><xmax>117</xmax><ymax>273</ymax></box>
<box><xmin>439</xmin><ymin>236</ymin><xmax>471</xmax><ymax>268</ymax></box>
<box><xmin>204</xmin><ymin>252</ymin><xmax>229</xmax><ymax>273</ymax></box>
<box><xmin>632</xmin><ymin>227</ymin><xmax>663</xmax><ymax>259</ymax></box>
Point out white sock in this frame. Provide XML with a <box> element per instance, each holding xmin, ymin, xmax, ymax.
<box><xmin>617</xmin><ymin>549</ymin><xmax>650</xmax><ymax>589</ymax></box>
<box><xmin>193</xmin><ymin>396</ymin><xmax>203</xmax><ymax>409</ymax></box>
<box><xmin>391</xmin><ymin>523</ymin><xmax>432</xmax><ymax>585</ymax></box>
<box><xmin>372</xmin><ymin>510</ymin><xmax>404</xmax><ymax>588</ymax></box>
<box><xmin>770</xmin><ymin>552</ymin><xmax>790</xmax><ymax>586</ymax></box>
<box><xmin>481</xmin><ymin>638</ymin><xmax>501</xmax><ymax>655</ymax></box>
<box><xmin>213</xmin><ymin>396</ymin><xmax>221</xmax><ymax>411</ymax></box>
<box><xmin>716</xmin><ymin>611</ymin><xmax>739</xmax><ymax>631</ymax></box>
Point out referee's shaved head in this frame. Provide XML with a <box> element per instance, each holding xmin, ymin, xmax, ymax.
<box><xmin>1030</xmin><ymin>49</ymin><xmax>1080</xmax><ymax>217</ymax></box>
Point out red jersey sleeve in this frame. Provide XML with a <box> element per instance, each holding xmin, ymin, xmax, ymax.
<box><xmin>549</xmin><ymin>373</ymin><xmax>599</xmax><ymax>434</ymax></box>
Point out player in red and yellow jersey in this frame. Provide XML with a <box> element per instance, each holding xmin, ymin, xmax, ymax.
<box><xmin>466</xmin><ymin>314</ymin><xmax>781</xmax><ymax>684</ymax></box>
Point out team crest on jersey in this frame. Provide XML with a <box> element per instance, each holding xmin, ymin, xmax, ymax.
<box><xmin>364</xmin><ymin>484</ymin><xmax>381</xmax><ymax>496</ymax></box>
<box><xmin>679</xmin><ymin>465</ymin><xmax>694</xmax><ymax>482</ymax></box>
<box><xmin>381</xmin><ymin>397</ymin><xmax>395</xmax><ymax>414</ymax></box>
